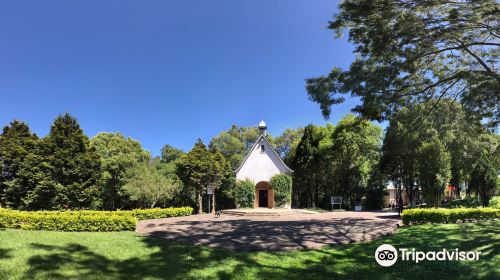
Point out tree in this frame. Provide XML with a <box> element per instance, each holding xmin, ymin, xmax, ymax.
<box><xmin>90</xmin><ymin>132</ymin><xmax>150</xmax><ymax>210</ymax></box>
<box><xmin>176</xmin><ymin>139</ymin><xmax>217</xmax><ymax>214</ymax></box>
<box><xmin>291</xmin><ymin>124</ymin><xmax>325</xmax><ymax>208</ymax></box>
<box><xmin>209</xmin><ymin>132</ymin><xmax>245</xmax><ymax>170</ymax></box>
<box><xmin>0</xmin><ymin>120</ymin><xmax>41</xmax><ymax>208</ymax></box>
<box><xmin>123</xmin><ymin>162</ymin><xmax>181</xmax><ymax>208</ymax></box>
<box><xmin>274</xmin><ymin>128</ymin><xmax>304</xmax><ymax>165</ymax></box>
<box><xmin>329</xmin><ymin>115</ymin><xmax>382</xmax><ymax>207</ymax></box>
<box><xmin>160</xmin><ymin>144</ymin><xmax>184</xmax><ymax>164</ymax></box>
<box><xmin>468</xmin><ymin>134</ymin><xmax>499</xmax><ymax>206</ymax></box>
<box><xmin>306</xmin><ymin>0</ymin><xmax>500</xmax><ymax>128</ymax></box>
<box><xmin>381</xmin><ymin>100</ymin><xmax>483</xmax><ymax>206</ymax></box>
<box><xmin>417</xmin><ymin>137</ymin><xmax>452</xmax><ymax>207</ymax></box>
<box><xmin>43</xmin><ymin>113</ymin><xmax>101</xmax><ymax>209</ymax></box>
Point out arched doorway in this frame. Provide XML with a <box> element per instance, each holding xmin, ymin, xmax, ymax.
<box><xmin>255</xmin><ymin>181</ymin><xmax>274</xmax><ymax>208</ymax></box>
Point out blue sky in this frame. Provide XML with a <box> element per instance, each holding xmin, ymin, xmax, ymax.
<box><xmin>0</xmin><ymin>0</ymin><xmax>360</xmax><ymax>154</ymax></box>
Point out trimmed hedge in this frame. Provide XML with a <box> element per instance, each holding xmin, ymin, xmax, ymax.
<box><xmin>123</xmin><ymin>207</ymin><xmax>193</xmax><ymax>220</ymax></box>
<box><xmin>270</xmin><ymin>174</ymin><xmax>292</xmax><ymax>208</ymax></box>
<box><xmin>0</xmin><ymin>207</ymin><xmax>193</xmax><ymax>232</ymax></box>
<box><xmin>0</xmin><ymin>209</ymin><xmax>136</xmax><ymax>231</ymax></box>
<box><xmin>402</xmin><ymin>208</ymin><xmax>500</xmax><ymax>225</ymax></box>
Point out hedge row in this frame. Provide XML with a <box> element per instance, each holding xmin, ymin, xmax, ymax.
<box><xmin>0</xmin><ymin>207</ymin><xmax>193</xmax><ymax>232</ymax></box>
<box><xmin>0</xmin><ymin>210</ymin><xmax>136</xmax><ymax>231</ymax></box>
<box><xmin>402</xmin><ymin>208</ymin><xmax>500</xmax><ymax>225</ymax></box>
<box><xmin>123</xmin><ymin>207</ymin><xmax>193</xmax><ymax>220</ymax></box>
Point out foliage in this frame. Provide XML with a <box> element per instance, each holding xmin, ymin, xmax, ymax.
<box><xmin>380</xmin><ymin>100</ymin><xmax>489</xmax><ymax>207</ymax></box>
<box><xmin>0</xmin><ymin>209</ymin><xmax>136</xmax><ymax>231</ymax></box>
<box><xmin>401</xmin><ymin>208</ymin><xmax>500</xmax><ymax>225</ymax></box>
<box><xmin>417</xmin><ymin>137</ymin><xmax>452</xmax><ymax>207</ymax></box>
<box><xmin>0</xmin><ymin>120</ymin><xmax>43</xmax><ymax>209</ymax></box>
<box><xmin>306</xmin><ymin>0</ymin><xmax>500</xmax><ymax>128</ymax></box>
<box><xmin>291</xmin><ymin>124</ymin><xmax>327</xmax><ymax>208</ymax></box>
<box><xmin>160</xmin><ymin>144</ymin><xmax>184</xmax><ymax>164</ymax></box>
<box><xmin>468</xmin><ymin>133</ymin><xmax>499</xmax><ymax>206</ymax></box>
<box><xmin>233</xmin><ymin>179</ymin><xmax>255</xmax><ymax>208</ymax></box>
<box><xmin>273</xmin><ymin>128</ymin><xmax>304</xmax><ymax>165</ymax></box>
<box><xmin>43</xmin><ymin>113</ymin><xmax>102</xmax><ymax>209</ymax></box>
<box><xmin>122</xmin><ymin>207</ymin><xmax>193</xmax><ymax>220</ymax></box>
<box><xmin>269</xmin><ymin>174</ymin><xmax>292</xmax><ymax>207</ymax></box>
<box><xmin>176</xmin><ymin>140</ymin><xmax>228</xmax><ymax>213</ymax></box>
<box><xmin>90</xmin><ymin>132</ymin><xmax>150</xmax><ymax>210</ymax></box>
<box><xmin>123</xmin><ymin>163</ymin><xmax>181</xmax><ymax>209</ymax></box>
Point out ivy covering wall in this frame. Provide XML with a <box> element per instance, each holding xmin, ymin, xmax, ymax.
<box><xmin>233</xmin><ymin>179</ymin><xmax>255</xmax><ymax>208</ymax></box>
<box><xmin>270</xmin><ymin>174</ymin><xmax>292</xmax><ymax>208</ymax></box>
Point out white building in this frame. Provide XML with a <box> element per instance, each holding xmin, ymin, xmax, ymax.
<box><xmin>235</xmin><ymin>121</ymin><xmax>293</xmax><ymax>208</ymax></box>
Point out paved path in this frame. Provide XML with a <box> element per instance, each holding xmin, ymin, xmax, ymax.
<box><xmin>136</xmin><ymin>211</ymin><xmax>401</xmax><ymax>251</ymax></box>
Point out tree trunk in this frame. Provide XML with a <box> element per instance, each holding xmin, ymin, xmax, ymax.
<box><xmin>211</xmin><ymin>192</ymin><xmax>215</xmax><ymax>214</ymax></box>
<box><xmin>197</xmin><ymin>191</ymin><xmax>202</xmax><ymax>214</ymax></box>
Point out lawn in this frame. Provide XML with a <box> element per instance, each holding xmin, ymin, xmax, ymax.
<box><xmin>0</xmin><ymin>221</ymin><xmax>498</xmax><ymax>280</ymax></box>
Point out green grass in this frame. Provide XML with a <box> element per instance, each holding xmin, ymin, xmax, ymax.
<box><xmin>0</xmin><ymin>221</ymin><xmax>498</xmax><ymax>280</ymax></box>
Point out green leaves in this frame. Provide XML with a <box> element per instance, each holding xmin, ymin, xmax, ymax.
<box><xmin>307</xmin><ymin>0</ymin><xmax>500</xmax><ymax>128</ymax></box>
<box><xmin>270</xmin><ymin>174</ymin><xmax>292</xmax><ymax>208</ymax></box>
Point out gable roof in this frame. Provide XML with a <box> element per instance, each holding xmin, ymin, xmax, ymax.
<box><xmin>235</xmin><ymin>134</ymin><xmax>293</xmax><ymax>173</ymax></box>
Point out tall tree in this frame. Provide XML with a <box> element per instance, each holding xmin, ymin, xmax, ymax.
<box><xmin>0</xmin><ymin>120</ymin><xmax>40</xmax><ymax>208</ymax></box>
<box><xmin>329</xmin><ymin>115</ymin><xmax>383</xmax><ymax>207</ymax></box>
<box><xmin>90</xmin><ymin>132</ymin><xmax>150</xmax><ymax>210</ymax></box>
<box><xmin>177</xmin><ymin>139</ymin><xmax>217</xmax><ymax>213</ymax></box>
<box><xmin>417</xmin><ymin>137</ymin><xmax>452</xmax><ymax>207</ymax></box>
<box><xmin>306</xmin><ymin>0</ymin><xmax>500</xmax><ymax>128</ymax></box>
<box><xmin>291</xmin><ymin>124</ymin><xmax>324</xmax><ymax>208</ymax></box>
<box><xmin>43</xmin><ymin>113</ymin><xmax>101</xmax><ymax>209</ymax></box>
<box><xmin>468</xmin><ymin>133</ymin><xmax>499</xmax><ymax>206</ymax></box>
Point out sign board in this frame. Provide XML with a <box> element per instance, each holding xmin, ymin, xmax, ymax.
<box><xmin>331</xmin><ymin>196</ymin><xmax>342</xmax><ymax>205</ymax></box>
<box><xmin>331</xmin><ymin>196</ymin><xmax>342</xmax><ymax>211</ymax></box>
<box><xmin>207</xmin><ymin>185</ymin><xmax>214</xmax><ymax>195</ymax></box>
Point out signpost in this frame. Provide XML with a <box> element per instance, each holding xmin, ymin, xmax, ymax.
<box><xmin>207</xmin><ymin>185</ymin><xmax>214</xmax><ymax>214</ymax></box>
<box><xmin>331</xmin><ymin>196</ymin><xmax>342</xmax><ymax>211</ymax></box>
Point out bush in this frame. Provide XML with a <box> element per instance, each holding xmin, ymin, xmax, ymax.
<box><xmin>270</xmin><ymin>174</ymin><xmax>292</xmax><ymax>208</ymax></box>
<box><xmin>0</xmin><ymin>209</ymin><xmax>136</xmax><ymax>231</ymax></box>
<box><xmin>123</xmin><ymin>207</ymin><xmax>193</xmax><ymax>220</ymax></box>
<box><xmin>0</xmin><ymin>207</ymin><xmax>193</xmax><ymax>231</ymax></box>
<box><xmin>234</xmin><ymin>179</ymin><xmax>255</xmax><ymax>208</ymax></box>
<box><xmin>401</xmin><ymin>208</ymin><xmax>500</xmax><ymax>225</ymax></box>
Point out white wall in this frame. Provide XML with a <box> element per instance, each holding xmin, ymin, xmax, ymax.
<box><xmin>236</xmin><ymin>137</ymin><xmax>290</xmax><ymax>183</ymax></box>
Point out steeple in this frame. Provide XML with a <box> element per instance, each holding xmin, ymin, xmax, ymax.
<box><xmin>258</xmin><ymin>120</ymin><xmax>267</xmax><ymax>136</ymax></box>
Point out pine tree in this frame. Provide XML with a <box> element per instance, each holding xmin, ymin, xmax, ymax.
<box><xmin>0</xmin><ymin>120</ymin><xmax>40</xmax><ymax>208</ymax></box>
<box><xmin>43</xmin><ymin>113</ymin><xmax>101</xmax><ymax>209</ymax></box>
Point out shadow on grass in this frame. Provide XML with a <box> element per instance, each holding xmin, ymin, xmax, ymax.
<box><xmin>22</xmin><ymin>221</ymin><xmax>499</xmax><ymax>280</ymax></box>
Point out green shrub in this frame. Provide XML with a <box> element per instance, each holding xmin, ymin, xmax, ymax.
<box><xmin>123</xmin><ymin>207</ymin><xmax>193</xmax><ymax>220</ymax></box>
<box><xmin>401</xmin><ymin>208</ymin><xmax>500</xmax><ymax>225</ymax></box>
<box><xmin>234</xmin><ymin>179</ymin><xmax>255</xmax><ymax>208</ymax></box>
<box><xmin>0</xmin><ymin>209</ymin><xmax>136</xmax><ymax>231</ymax></box>
<box><xmin>270</xmin><ymin>174</ymin><xmax>292</xmax><ymax>208</ymax></box>
<box><xmin>0</xmin><ymin>207</ymin><xmax>193</xmax><ymax>231</ymax></box>
<box><xmin>488</xmin><ymin>196</ymin><xmax>500</xmax><ymax>208</ymax></box>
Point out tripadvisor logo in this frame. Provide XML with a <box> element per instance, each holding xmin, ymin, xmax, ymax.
<box><xmin>374</xmin><ymin>244</ymin><xmax>481</xmax><ymax>267</ymax></box>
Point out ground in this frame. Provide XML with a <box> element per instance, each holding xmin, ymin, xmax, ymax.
<box><xmin>0</xmin><ymin>220</ymin><xmax>498</xmax><ymax>279</ymax></box>
<box><xmin>136</xmin><ymin>211</ymin><xmax>400</xmax><ymax>250</ymax></box>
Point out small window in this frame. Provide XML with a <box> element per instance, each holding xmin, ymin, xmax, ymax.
<box><xmin>260</xmin><ymin>145</ymin><xmax>265</xmax><ymax>152</ymax></box>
